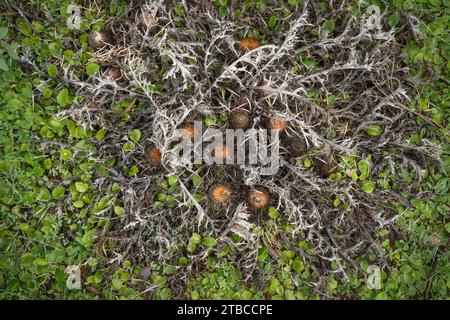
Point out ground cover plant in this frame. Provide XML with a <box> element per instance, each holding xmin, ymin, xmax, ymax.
<box><xmin>0</xmin><ymin>0</ymin><xmax>448</xmax><ymax>300</ymax></box>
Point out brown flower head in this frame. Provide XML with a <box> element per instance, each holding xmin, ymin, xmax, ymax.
<box><xmin>266</xmin><ymin>118</ymin><xmax>287</xmax><ymax>133</ymax></box>
<box><xmin>230</xmin><ymin>110</ymin><xmax>251</xmax><ymax>129</ymax></box>
<box><xmin>103</xmin><ymin>67</ymin><xmax>122</xmax><ymax>81</ymax></box>
<box><xmin>248</xmin><ymin>189</ymin><xmax>270</xmax><ymax>209</ymax></box>
<box><xmin>239</xmin><ymin>37</ymin><xmax>261</xmax><ymax>51</ymax></box>
<box><xmin>180</xmin><ymin>123</ymin><xmax>196</xmax><ymax>141</ymax></box>
<box><xmin>89</xmin><ymin>30</ymin><xmax>110</xmax><ymax>48</ymax></box>
<box><xmin>140</xmin><ymin>13</ymin><xmax>157</xmax><ymax>29</ymax></box>
<box><xmin>286</xmin><ymin>137</ymin><xmax>307</xmax><ymax>157</ymax></box>
<box><xmin>209</xmin><ymin>184</ymin><xmax>232</xmax><ymax>204</ymax></box>
<box><xmin>149</xmin><ymin>147</ymin><xmax>162</xmax><ymax>165</ymax></box>
<box><xmin>214</xmin><ymin>144</ymin><xmax>229</xmax><ymax>162</ymax></box>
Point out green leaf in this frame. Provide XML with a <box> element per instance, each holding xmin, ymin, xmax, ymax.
<box><xmin>52</xmin><ymin>186</ymin><xmax>65</xmax><ymax>200</ymax></box>
<box><xmin>288</xmin><ymin>0</ymin><xmax>301</xmax><ymax>6</ymax></box>
<box><xmin>291</xmin><ymin>65</ymin><xmax>299</xmax><ymax>74</ymax></box>
<box><xmin>388</xmin><ymin>13</ymin><xmax>400</xmax><ymax>27</ymax></box>
<box><xmin>201</xmin><ymin>236</ymin><xmax>217</xmax><ymax>247</ymax></box>
<box><xmin>256</xmin><ymin>1</ymin><xmax>266</xmax><ymax>9</ymax></box>
<box><xmin>375</xmin><ymin>291</ymin><xmax>388</xmax><ymax>300</ymax></box>
<box><xmin>268</xmin><ymin>207</ymin><xmax>280</xmax><ymax>219</ymax></box>
<box><xmin>187</xmin><ymin>242</ymin><xmax>197</xmax><ymax>252</ymax></box>
<box><xmin>191</xmin><ymin>233</ymin><xmax>201</xmax><ymax>245</ymax></box>
<box><xmin>351</xmin><ymin>170</ymin><xmax>359</xmax><ymax>182</ymax></box>
<box><xmin>444</xmin><ymin>223</ymin><xmax>450</xmax><ymax>233</ymax></box>
<box><xmin>303</xmin><ymin>158</ymin><xmax>311</xmax><ymax>168</ymax></box>
<box><xmin>302</xmin><ymin>57</ymin><xmax>316</xmax><ymax>69</ymax></box>
<box><xmin>130</xmin><ymin>129</ymin><xmax>141</xmax><ymax>142</ymax></box>
<box><xmin>43</xmin><ymin>159</ymin><xmax>52</xmax><ymax>170</ymax></box>
<box><xmin>43</xmin><ymin>87</ymin><xmax>53</xmax><ymax>99</ymax></box>
<box><xmin>358</xmin><ymin>160</ymin><xmax>370</xmax><ymax>180</ymax></box>
<box><xmin>268</xmin><ymin>15</ymin><xmax>277</xmax><ymax>29</ymax></box>
<box><xmin>362</xmin><ymin>181</ymin><xmax>375</xmax><ymax>193</ymax></box>
<box><xmin>6</xmin><ymin>44</ymin><xmax>19</xmax><ymax>60</ymax></box>
<box><xmin>114</xmin><ymin>206</ymin><xmax>124</xmax><ymax>216</ymax></box>
<box><xmin>75</xmin><ymin>182</ymin><xmax>89</xmax><ymax>193</ymax></box>
<box><xmin>365</xmin><ymin>124</ymin><xmax>383</xmax><ymax>136</ymax></box>
<box><xmin>123</xmin><ymin>142</ymin><xmax>135</xmax><ymax>153</ymax></box>
<box><xmin>205</xmin><ymin>116</ymin><xmax>216</xmax><ymax>126</ymax></box>
<box><xmin>163</xmin><ymin>265</ymin><xmax>176</xmax><ymax>275</ymax></box>
<box><xmin>56</xmin><ymin>88</ymin><xmax>69</xmax><ymax>107</ymax></box>
<box><xmin>323</xmin><ymin>20</ymin><xmax>335</xmax><ymax>33</ymax></box>
<box><xmin>8</xmin><ymin>98</ymin><xmax>23</xmax><ymax>109</ymax></box>
<box><xmin>33</xmin><ymin>258</ymin><xmax>48</xmax><ymax>267</ymax></box>
<box><xmin>299</xmin><ymin>241</ymin><xmax>309</xmax><ymax>250</ymax></box>
<box><xmin>0</xmin><ymin>160</ymin><xmax>10</xmax><ymax>172</ymax></box>
<box><xmin>192</xmin><ymin>174</ymin><xmax>202</xmax><ymax>187</ymax></box>
<box><xmin>47</xmin><ymin>64</ymin><xmax>58</xmax><ymax>77</ymax></box>
<box><xmin>73</xmin><ymin>200</ymin><xmax>84</xmax><ymax>208</ymax></box>
<box><xmin>86</xmin><ymin>63</ymin><xmax>100</xmax><ymax>76</ymax></box>
<box><xmin>112</xmin><ymin>278</ymin><xmax>122</xmax><ymax>290</ymax></box>
<box><xmin>219</xmin><ymin>113</ymin><xmax>228</xmax><ymax>122</ymax></box>
<box><xmin>434</xmin><ymin>178</ymin><xmax>448</xmax><ymax>195</ymax></box>
<box><xmin>327</xmin><ymin>278</ymin><xmax>338</xmax><ymax>293</ymax></box>
<box><xmin>168</xmin><ymin>175</ymin><xmax>178</xmax><ymax>187</ymax></box>
<box><xmin>429</xmin><ymin>0</ymin><xmax>441</xmax><ymax>8</ymax></box>
<box><xmin>174</xmin><ymin>4</ymin><xmax>186</xmax><ymax>16</ymax></box>
<box><xmin>178</xmin><ymin>257</ymin><xmax>188</xmax><ymax>266</ymax></box>
<box><xmin>96</xmin><ymin>128</ymin><xmax>106</xmax><ymax>140</ymax></box>
<box><xmin>60</xmin><ymin>149</ymin><xmax>72</xmax><ymax>160</ymax></box>
<box><xmin>293</xmin><ymin>258</ymin><xmax>304</xmax><ymax>273</ymax></box>
<box><xmin>0</xmin><ymin>27</ymin><xmax>8</xmax><ymax>40</ymax></box>
<box><xmin>281</xmin><ymin>250</ymin><xmax>295</xmax><ymax>260</ymax></box>
<box><xmin>0</xmin><ymin>58</ymin><xmax>8</xmax><ymax>71</ymax></box>
<box><xmin>333</xmin><ymin>198</ymin><xmax>340</xmax><ymax>206</ymax></box>
<box><xmin>128</xmin><ymin>166</ymin><xmax>139</xmax><ymax>176</ymax></box>
<box><xmin>17</xmin><ymin>19</ymin><xmax>32</xmax><ymax>36</ymax></box>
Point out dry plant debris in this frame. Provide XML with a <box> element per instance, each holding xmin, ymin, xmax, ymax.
<box><xmin>63</xmin><ymin>0</ymin><xmax>443</xmax><ymax>289</ymax></box>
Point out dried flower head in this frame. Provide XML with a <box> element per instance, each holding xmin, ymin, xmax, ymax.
<box><xmin>430</xmin><ymin>234</ymin><xmax>442</xmax><ymax>247</ymax></box>
<box><xmin>209</xmin><ymin>184</ymin><xmax>232</xmax><ymax>203</ymax></box>
<box><xmin>230</xmin><ymin>110</ymin><xmax>251</xmax><ymax>129</ymax></box>
<box><xmin>140</xmin><ymin>12</ymin><xmax>157</xmax><ymax>29</ymax></box>
<box><xmin>180</xmin><ymin>123</ymin><xmax>196</xmax><ymax>141</ymax></box>
<box><xmin>248</xmin><ymin>189</ymin><xmax>270</xmax><ymax>209</ymax></box>
<box><xmin>89</xmin><ymin>30</ymin><xmax>110</xmax><ymax>48</ymax></box>
<box><xmin>214</xmin><ymin>144</ymin><xmax>229</xmax><ymax>162</ymax></box>
<box><xmin>286</xmin><ymin>136</ymin><xmax>307</xmax><ymax>157</ymax></box>
<box><xmin>239</xmin><ymin>37</ymin><xmax>261</xmax><ymax>51</ymax></box>
<box><xmin>103</xmin><ymin>67</ymin><xmax>122</xmax><ymax>81</ymax></box>
<box><xmin>317</xmin><ymin>158</ymin><xmax>338</xmax><ymax>177</ymax></box>
<box><xmin>266</xmin><ymin>118</ymin><xmax>287</xmax><ymax>133</ymax></box>
<box><xmin>149</xmin><ymin>147</ymin><xmax>162</xmax><ymax>166</ymax></box>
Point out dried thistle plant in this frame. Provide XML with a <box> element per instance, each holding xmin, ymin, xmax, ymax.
<box><xmin>57</xmin><ymin>0</ymin><xmax>443</xmax><ymax>296</ymax></box>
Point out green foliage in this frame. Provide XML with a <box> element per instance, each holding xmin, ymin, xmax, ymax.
<box><xmin>365</xmin><ymin>124</ymin><xmax>383</xmax><ymax>136</ymax></box>
<box><xmin>0</xmin><ymin>0</ymin><xmax>126</xmax><ymax>300</ymax></box>
<box><xmin>85</xmin><ymin>63</ymin><xmax>100</xmax><ymax>76</ymax></box>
